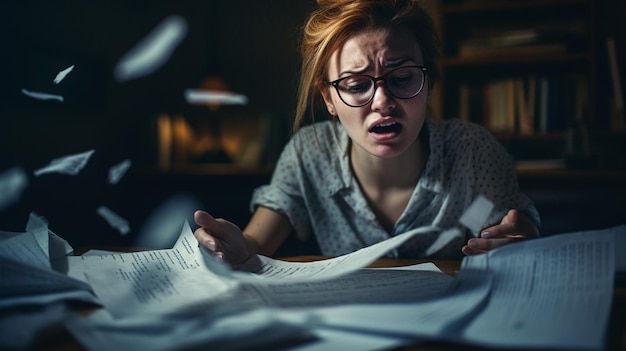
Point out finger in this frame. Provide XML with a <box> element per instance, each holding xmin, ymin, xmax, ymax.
<box><xmin>194</xmin><ymin>211</ymin><xmax>237</xmax><ymax>241</ymax></box>
<box><xmin>194</xmin><ymin>210</ymin><xmax>216</xmax><ymax>229</ymax></box>
<box><xmin>193</xmin><ymin>227</ymin><xmax>219</xmax><ymax>251</ymax></box>
<box><xmin>500</xmin><ymin>209</ymin><xmax>519</xmax><ymax>225</ymax></box>
<box><xmin>462</xmin><ymin>245</ymin><xmax>486</xmax><ymax>256</ymax></box>
<box><xmin>480</xmin><ymin>222</ymin><xmax>517</xmax><ymax>239</ymax></box>
<box><xmin>467</xmin><ymin>237</ymin><xmax>513</xmax><ymax>251</ymax></box>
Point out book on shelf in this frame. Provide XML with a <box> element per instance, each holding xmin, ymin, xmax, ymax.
<box><xmin>458</xmin><ymin>74</ymin><xmax>588</xmax><ymax>136</ymax></box>
<box><xmin>457</xmin><ymin>22</ymin><xmax>586</xmax><ymax>59</ymax></box>
<box><xmin>459</xmin><ymin>42</ymin><xmax>567</xmax><ymax>59</ymax></box>
<box><xmin>606</xmin><ymin>37</ymin><xmax>625</xmax><ymax>132</ymax></box>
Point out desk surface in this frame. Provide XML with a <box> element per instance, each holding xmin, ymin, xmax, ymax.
<box><xmin>34</xmin><ymin>256</ymin><xmax>626</xmax><ymax>351</ymax></box>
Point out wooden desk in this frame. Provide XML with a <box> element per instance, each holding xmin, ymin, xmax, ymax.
<box><xmin>34</xmin><ymin>257</ymin><xmax>626</xmax><ymax>351</ymax></box>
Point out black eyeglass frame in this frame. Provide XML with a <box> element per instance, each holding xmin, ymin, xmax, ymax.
<box><xmin>325</xmin><ymin>65</ymin><xmax>428</xmax><ymax>107</ymax></box>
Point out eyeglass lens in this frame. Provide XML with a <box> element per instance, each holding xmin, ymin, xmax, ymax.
<box><xmin>334</xmin><ymin>66</ymin><xmax>425</xmax><ymax>107</ymax></box>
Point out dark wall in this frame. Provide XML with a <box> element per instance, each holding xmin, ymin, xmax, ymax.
<box><xmin>0</xmin><ymin>0</ymin><xmax>315</xmax><ymax>249</ymax></box>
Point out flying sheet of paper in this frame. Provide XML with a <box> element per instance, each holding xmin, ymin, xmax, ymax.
<box><xmin>184</xmin><ymin>89</ymin><xmax>248</xmax><ymax>106</ymax></box>
<box><xmin>34</xmin><ymin>149</ymin><xmax>95</xmax><ymax>176</ymax></box>
<box><xmin>107</xmin><ymin>159</ymin><xmax>131</xmax><ymax>184</ymax></box>
<box><xmin>53</xmin><ymin>65</ymin><xmax>74</xmax><ymax>84</ymax></box>
<box><xmin>201</xmin><ymin>196</ymin><xmax>494</xmax><ymax>285</ymax></box>
<box><xmin>21</xmin><ymin>89</ymin><xmax>63</xmax><ymax>102</ymax></box>
<box><xmin>200</xmin><ymin>225</ymin><xmax>450</xmax><ymax>285</ymax></box>
<box><xmin>96</xmin><ymin>206</ymin><xmax>130</xmax><ymax>235</ymax></box>
<box><xmin>0</xmin><ymin>166</ymin><xmax>28</xmax><ymax>211</ymax></box>
<box><xmin>458</xmin><ymin>194</ymin><xmax>494</xmax><ymax>233</ymax></box>
<box><xmin>133</xmin><ymin>193</ymin><xmax>201</xmax><ymax>249</ymax></box>
<box><xmin>114</xmin><ymin>15</ymin><xmax>188</xmax><ymax>82</ymax></box>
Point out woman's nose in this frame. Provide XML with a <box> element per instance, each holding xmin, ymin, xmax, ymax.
<box><xmin>370</xmin><ymin>81</ymin><xmax>396</xmax><ymax>112</ymax></box>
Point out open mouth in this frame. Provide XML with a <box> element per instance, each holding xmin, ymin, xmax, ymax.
<box><xmin>369</xmin><ymin>122</ymin><xmax>402</xmax><ymax>134</ymax></box>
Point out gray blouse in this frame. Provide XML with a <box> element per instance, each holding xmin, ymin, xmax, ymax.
<box><xmin>251</xmin><ymin>118</ymin><xmax>540</xmax><ymax>259</ymax></box>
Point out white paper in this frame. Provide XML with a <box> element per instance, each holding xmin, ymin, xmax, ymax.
<box><xmin>0</xmin><ymin>231</ymin><xmax>50</xmax><ymax>270</ymax></box>
<box><xmin>184</xmin><ymin>89</ymin><xmax>248</xmax><ymax>106</ymax></box>
<box><xmin>200</xmin><ymin>225</ymin><xmax>446</xmax><ymax>285</ymax></box>
<box><xmin>114</xmin><ymin>15</ymin><xmax>188</xmax><ymax>82</ymax></box>
<box><xmin>65</xmin><ymin>308</ymin><xmax>313</xmax><ymax>351</ymax></box>
<box><xmin>96</xmin><ymin>206</ymin><xmax>131</xmax><ymax>235</ymax></box>
<box><xmin>461</xmin><ymin>227</ymin><xmax>617</xmax><ymax>350</ymax></box>
<box><xmin>76</xmin><ymin>225</ymin><xmax>239</xmax><ymax>317</ymax></box>
<box><xmin>25</xmin><ymin>212</ymin><xmax>52</xmax><ymax>261</ymax></box>
<box><xmin>308</xmin><ymin>268</ymin><xmax>492</xmax><ymax>338</ymax></box>
<box><xmin>0</xmin><ymin>167</ymin><xmax>28</xmax><ymax>211</ymax></box>
<box><xmin>34</xmin><ymin>149</ymin><xmax>95</xmax><ymax>176</ymax></box>
<box><xmin>201</xmin><ymin>196</ymin><xmax>493</xmax><ymax>285</ymax></box>
<box><xmin>79</xmin><ymin>222</ymin><xmax>455</xmax><ymax>318</ymax></box>
<box><xmin>252</xmin><ymin>266</ymin><xmax>453</xmax><ymax>308</ymax></box>
<box><xmin>53</xmin><ymin>65</ymin><xmax>74</xmax><ymax>84</ymax></box>
<box><xmin>457</xmin><ymin>194</ymin><xmax>494</xmax><ymax>233</ymax></box>
<box><xmin>107</xmin><ymin>159</ymin><xmax>131</xmax><ymax>184</ymax></box>
<box><xmin>21</xmin><ymin>89</ymin><xmax>64</xmax><ymax>102</ymax></box>
<box><xmin>133</xmin><ymin>193</ymin><xmax>202</xmax><ymax>249</ymax></box>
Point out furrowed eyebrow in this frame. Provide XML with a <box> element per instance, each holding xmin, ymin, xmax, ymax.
<box><xmin>338</xmin><ymin>66</ymin><xmax>368</xmax><ymax>77</ymax></box>
<box><xmin>384</xmin><ymin>58</ymin><xmax>416</xmax><ymax>68</ymax></box>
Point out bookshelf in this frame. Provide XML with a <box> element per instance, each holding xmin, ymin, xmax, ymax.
<box><xmin>431</xmin><ymin>0</ymin><xmax>598</xmax><ymax>162</ymax></box>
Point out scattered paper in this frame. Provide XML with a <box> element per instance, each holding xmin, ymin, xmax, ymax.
<box><xmin>0</xmin><ymin>214</ymin><xmax>96</xmax><ymax>307</ymax></box>
<box><xmin>200</xmin><ymin>224</ymin><xmax>445</xmax><ymax>285</ymax></box>
<box><xmin>21</xmin><ymin>89</ymin><xmax>63</xmax><ymax>102</ymax></box>
<box><xmin>107</xmin><ymin>159</ymin><xmax>131</xmax><ymax>184</ymax></box>
<box><xmin>69</xmin><ymin>224</ymin><xmax>239</xmax><ymax>317</ymax></box>
<box><xmin>458</xmin><ymin>195</ymin><xmax>494</xmax><ymax>233</ymax></box>
<box><xmin>309</xmin><ymin>269</ymin><xmax>492</xmax><ymax>339</ymax></box>
<box><xmin>65</xmin><ymin>307</ymin><xmax>314</xmax><ymax>351</ymax></box>
<box><xmin>34</xmin><ymin>149</ymin><xmax>95</xmax><ymax>176</ymax></box>
<box><xmin>184</xmin><ymin>89</ymin><xmax>248</xmax><ymax>106</ymax></box>
<box><xmin>96</xmin><ymin>206</ymin><xmax>130</xmax><ymax>235</ymax></box>
<box><xmin>0</xmin><ymin>229</ymin><xmax>50</xmax><ymax>270</ymax></box>
<box><xmin>133</xmin><ymin>193</ymin><xmax>201</xmax><ymax>249</ymax></box>
<box><xmin>53</xmin><ymin>65</ymin><xmax>75</xmax><ymax>84</ymax></box>
<box><xmin>114</xmin><ymin>14</ymin><xmax>188</xmax><ymax>82</ymax></box>
<box><xmin>200</xmin><ymin>196</ymin><xmax>495</xmax><ymax>285</ymax></box>
<box><xmin>0</xmin><ymin>167</ymin><xmax>28</xmax><ymax>211</ymax></box>
<box><xmin>460</xmin><ymin>227</ymin><xmax>616</xmax><ymax>350</ymax></box>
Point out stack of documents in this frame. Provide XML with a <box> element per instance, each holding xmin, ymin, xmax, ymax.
<box><xmin>0</xmin><ymin>213</ymin><xmax>99</xmax><ymax>350</ymax></box>
<box><xmin>1</xmin><ymin>211</ymin><xmax>624</xmax><ymax>351</ymax></box>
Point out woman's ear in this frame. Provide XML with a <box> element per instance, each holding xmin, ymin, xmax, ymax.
<box><xmin>320</xmin><ymin>88</ymin><xmax>336</xmax><ymax>116</ymax></box>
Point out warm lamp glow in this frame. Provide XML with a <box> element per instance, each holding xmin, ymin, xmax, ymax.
<box><xmin>184</xmin><ymin>76</ymin><xmax>248</xmax><ymax>110</ymax></box>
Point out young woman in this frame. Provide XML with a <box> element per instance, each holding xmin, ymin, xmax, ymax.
<box><xmin>194</xmin><ymin>0</ymin><xmax>540</xmax><ymax>268</ymax></box>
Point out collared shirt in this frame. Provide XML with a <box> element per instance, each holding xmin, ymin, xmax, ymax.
<box><xmin>251</xmin><ymin>118</ymin><xmax>540</xmax><ymax>259</ymax></box>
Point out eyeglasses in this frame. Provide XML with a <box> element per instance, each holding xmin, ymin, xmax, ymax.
<box><xmin>325</xmin><ymin>65</ymin><xmax>428</xmax><ymax>107</ymax></box>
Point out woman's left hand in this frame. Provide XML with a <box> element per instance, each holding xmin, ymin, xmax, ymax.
<box><xmin>462</xmin><ymin>209</ymin><xmax>540</xmax><ymax>256</ymax></box>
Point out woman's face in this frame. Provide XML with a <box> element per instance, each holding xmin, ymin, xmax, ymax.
<box><xmin>322</xmin><ymin>26</ymin><xmax>428</xmax><ymax>160</ymax></box>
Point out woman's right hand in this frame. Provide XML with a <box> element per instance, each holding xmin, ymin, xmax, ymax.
<box><xmin>193</xmin><ymin>210</ymin><xmax>255</xmax><ymax>267</ymax></box>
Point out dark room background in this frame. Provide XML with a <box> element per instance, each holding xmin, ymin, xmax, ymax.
<box><xmin>1</xmin><ymin>0</ymin><xmax>624</xmax><ymax>253</ymax></box>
